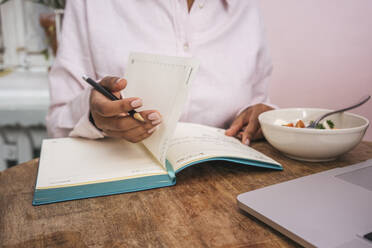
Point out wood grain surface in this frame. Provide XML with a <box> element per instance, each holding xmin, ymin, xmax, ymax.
<box><xmin>1</xmin><ymin>141</ymin><xmax>371</xmax><ymax>248</ymax></box>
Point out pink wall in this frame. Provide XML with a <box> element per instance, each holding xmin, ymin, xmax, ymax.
<box><xmin>260</xmin><ymin>0</ymin><xmax>372</xmax><ymax>140</ymax></box>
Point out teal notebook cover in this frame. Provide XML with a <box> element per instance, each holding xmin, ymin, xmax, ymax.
<box><xmin>32</xmin><ymin>135</ymin><xmax>282</xmax><ymax>206</ymax></box>
<box><xmin>33</xmin><ymin>159</ymin><xmax>176</xmax><ymax>206</ymax></box>
<box><xmin>174</xmin><ymin>157</ymin><xmax>282</xmax><ymax>174</ymax></box>
<box><xmin>33</xmin><ymin>122</ymin><xmax>283</xmax><ymax>206</ymax></box>
<box><xmin>33</xmin><ymin>156</ymin><xmax>281</xmax><ymax>206</ymax></box>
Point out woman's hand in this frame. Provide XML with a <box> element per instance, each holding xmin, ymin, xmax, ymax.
<box><xmin>225</xmin><ymin>103</ymin><xmax>273</xmax><ymax>145</ymax></box>
<box><xmin>89</xmin><ymin>76</ymin><xmax>162</xmax><ymax>143</ymax></box>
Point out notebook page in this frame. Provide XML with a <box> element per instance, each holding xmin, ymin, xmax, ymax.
<box><xmin>124</xmin><ymin>53</ymin><xmax>199</xmax><ymax>168</ymax></box>
<box><xmin>36</xmin><ymin>138</ymin><xmax>166</xmax><ymax>189</ymax></box>
<box><xmin>167</xmin><ymin>122</ymin><xmax>281</xmax><ymax>172</ymax></box>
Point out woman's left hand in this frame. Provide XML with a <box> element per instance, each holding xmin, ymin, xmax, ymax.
<box><xmin>225</xmin><ymin>103</ymin><xmax>274</xmax><ymax>145</ymax></box>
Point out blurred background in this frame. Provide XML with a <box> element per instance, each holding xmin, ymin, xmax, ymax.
<box><xmin>260</xmin><ymin>0</ymin><xmax>372</xmax><ymax>138</ymax></box>
<box><xmin>0</xmin><ymin>0</ymin><xmax>371</xmax><ymax>171</ymax></box>
<box><xmin>0</xmin><ymin>0</ymin><xmax>64</xmax><ymax>171</ymax></box>
<box><xmin>260</xmin><ymin>0</ymin><xmax>372</xmax><ymax>136</ymax></box>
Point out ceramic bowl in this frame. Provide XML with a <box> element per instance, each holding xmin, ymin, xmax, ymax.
<box><xmin>258</xmin><ymin>108</ymin><xmax>369</xmax><ymax>162</ymax></box>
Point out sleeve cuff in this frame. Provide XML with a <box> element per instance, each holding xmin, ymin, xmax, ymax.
<box><xmin>68</xmin><ymin>88</ymin><xmax>105</xmax><ymax>139</ymax></box>
<box><xmin>235</xmin><ymin>102</ymin><xmax>279</xmax><ymax>118</ymax></box>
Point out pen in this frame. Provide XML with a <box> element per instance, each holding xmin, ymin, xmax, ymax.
<box><xmin>82</xmin><ymin>75</ymin><xmax>145</xmax><ymax>122</ymax></box>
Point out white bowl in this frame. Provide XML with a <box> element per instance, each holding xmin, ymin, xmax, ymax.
<box><xmin>258</xmin><ymin>108</ymin><xmax>369</xmax><ymax>162</ymax></box>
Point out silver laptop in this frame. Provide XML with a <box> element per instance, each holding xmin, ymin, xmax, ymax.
<box><xmin>238</xmin><ymin>159</ymin><xmax>372</xmax><ymax>248</ymax></box>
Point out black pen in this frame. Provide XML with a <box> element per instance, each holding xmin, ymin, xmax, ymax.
<box><xmin>82</xmin><ymin>75</ymin><xmax>145</xmax><ymax>122</ymax></box>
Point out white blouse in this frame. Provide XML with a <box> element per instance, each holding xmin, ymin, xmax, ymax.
<box><xmin>47</xmin><ymin>0</ymin><xmax>273</xmax><ymax>138</ymax></box>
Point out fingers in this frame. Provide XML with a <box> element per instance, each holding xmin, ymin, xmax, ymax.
<box><xmin>225</xmin><ymin>116</ymin><xmax>244</xmax><ymax>137</ymax></box>
<box><xmin>89</xmin><ymin>75</ymin><xmax>163</xmax><ymax>143</ymax></box>
<box><xmin>242</xmin><ymin>117</ymin><xmax>259</xmax><ymax>145</ymax></box>
<box><xmin>145</xmin><ymin>111</ymin><xmax>162</xmax><ymax>125</ymax></box>
<box><xmin>237</xmin><ymin>127</ymin><xmax>263</xmax><ymax>144</ymax></box>
<box><xmin>103</xmin><ymin>125</ymin><xmax>157</xmax><ymax>143</ymax></box>
<box><xmin>91</xmin><ymin>95</ymin><xmax>142</xmax><ymax>117</ymax></box>
<box><xmin>226</xmin><ymin>103</ymin><xmax>273</xmax><ymax>145</ymax></box>
<box><xmin>94</xmin><ymin>110</ymin><xmax>161</xmax><ymax>132</ymax></box>
<box><xmin>99</xmin><ymin>76</ymin><xmax>127</xmax><ymax>93</ymax></box>
<box><xmin>95</xmin><ymin>110</ymin><xmax>162</xmax><ymax>143</ymax></box>
<box><xmin>252</xmin><ymin>128</ymin><xmax>264</xmax><ymax>141</ymax></box>
<box><xmin>235</xmin><ymin>125</ymin><xmax>262</xmax><ymax>143</ymax></box>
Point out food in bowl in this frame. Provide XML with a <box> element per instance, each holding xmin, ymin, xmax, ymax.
<box><xmin>258</xmin><ymin>108</ymin><xmax>369</xmax><ymax>162</ymax></box>
<box><xmin>282</xmin><ymin>119</ymin><xmax>335</xmax><ymax>129</ymax></box>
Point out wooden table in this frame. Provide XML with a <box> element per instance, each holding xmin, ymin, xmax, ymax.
<box><xmin>1</xmin><ymin>141</ymin><xmax>372</xmax><ymax>248</ymax></box>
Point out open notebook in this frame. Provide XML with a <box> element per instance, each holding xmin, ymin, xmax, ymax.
<box><xmin>33</xmin><ymin>53</ymin><xmax>282</xmax><ymax>205</ymax></box>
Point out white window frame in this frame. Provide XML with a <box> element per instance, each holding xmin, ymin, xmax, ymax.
<box><xmin>0</xmin><ymin>0</ymin><xmax>52</xmax><ymax>70</ymax></box>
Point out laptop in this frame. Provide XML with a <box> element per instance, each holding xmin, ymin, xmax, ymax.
<box><xmin>238</xmin><ymin>159</ymin><xmax>372</xmax><ymax>248</ymax></box>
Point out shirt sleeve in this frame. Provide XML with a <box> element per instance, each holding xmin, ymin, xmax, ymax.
<box><xmin>236</xmin><ymin>6</ymin><xmax>277</xmax><ymax>117</ymax></box>
<box><xmin>46</xmin><ymin>0</ymin><xmax>104</xmax><ymax>139</ymax></box>
<box><xmin>245</xmin><ymin>45</ymin><xmax>277</xmax><ymax>110</ymax></box>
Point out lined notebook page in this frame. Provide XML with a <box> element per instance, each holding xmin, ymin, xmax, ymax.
<box><xmin>124</xmin><ymin>53</ymin><xmax>199</xmax><ymax>168</ymax></box>
<box><xmin>167</xmin><ymin>123</ymin><xmax>281</xmax><ymax>172</ymax></box>
<box><xmin>36</xmin><ymin>138</ymin><xmax>166</xmax><ymax>189</ymax></box>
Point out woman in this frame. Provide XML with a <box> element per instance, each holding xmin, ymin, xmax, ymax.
<box><xmin>47</xmin><ymin>0</ymin><xmax>274</xmax><ymax>146</ymax></box>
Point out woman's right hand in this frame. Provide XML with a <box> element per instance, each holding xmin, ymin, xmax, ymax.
<box><xmin>89</xmin><ymin>76</ymin><xmax>162</xmax><ymax>143</ymax></box>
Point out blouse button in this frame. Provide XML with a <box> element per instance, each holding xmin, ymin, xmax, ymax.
<box><xmin>183</xmin><ymin>42</ymin><xmax>190</xmax><ymax>51</ymax></box>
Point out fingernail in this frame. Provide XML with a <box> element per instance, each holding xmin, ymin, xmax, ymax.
<box><xmin>130</xmin><ymin>99</ymin><xmax>142</xmax><ymax>108</ymax></box>
<box><xmin>148</xmin><ymin>112</ymin><xmax>160</xmax><ymax>121</ymax></box>
<box><xmin>244</xmin><ymin>139</ymin><xmax>250</xmax><ymax>146</ymax></box>
<box><xmin>151</xmin><ymin>119</ymin><xmax>162</xmax><ymax>125</ymax></box>
<box><xmin>148</xmin><ymin>126</ymin><xmax>157</xmax><ymax>134</ymax></box>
